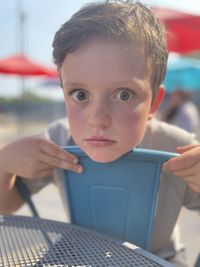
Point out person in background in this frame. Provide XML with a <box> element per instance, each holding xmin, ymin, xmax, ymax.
<box><xmin>0</xmin><ymin>1</ymin><xmax>199</xmax><ymax>266</ymax></box>
<box><xmin>161</xmin><ymin>90</ymin><xmax>200</xmax><ymax>138</ymax></box>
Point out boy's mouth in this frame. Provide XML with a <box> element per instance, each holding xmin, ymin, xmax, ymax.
<box><xmin>85</xmin><ymin>136</ymin><xmax>116</xmax><ymax>147</ymax></box>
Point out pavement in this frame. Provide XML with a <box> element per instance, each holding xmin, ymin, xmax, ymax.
<box><xmin>15</xmin><ymin>183</ymin><xmax>200</xmax><ymax>267</ymax></box>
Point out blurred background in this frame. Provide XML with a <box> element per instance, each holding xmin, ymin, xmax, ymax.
<box><xmin>0</xmin><ymin>1</ymin><xmax>200</xmax><ymax>266</ymax></box>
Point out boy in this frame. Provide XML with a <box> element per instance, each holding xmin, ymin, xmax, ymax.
<box><xmin>0</xmin><ymin>1</ymin><xmax>199</xmax><ymax>265</ymax></box>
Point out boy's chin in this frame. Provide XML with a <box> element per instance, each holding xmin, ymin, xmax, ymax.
<box><xmin>86</xmin><ymin>151</ymin><xmax>124</xmax><ymax>163</ymax></box>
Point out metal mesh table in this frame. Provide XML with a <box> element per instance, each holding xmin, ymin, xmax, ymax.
<box><xmin>0</xmin><ymin>215</ymin><xmax>173</xmax><ymax>267</ymax></box>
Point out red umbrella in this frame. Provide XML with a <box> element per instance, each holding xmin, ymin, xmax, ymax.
<box><xmin>153</xmin><ymin>7</ymin><xmax>200</xmax><ymax>53</ymax></box>
<box><xmin>0</xmin><ymin>54</ymin><xmax>58</xmax><ymax>77</ymax></box>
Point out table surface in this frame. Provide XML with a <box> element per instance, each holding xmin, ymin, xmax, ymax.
<box><xmin>0</xmin><ymin>215</ymin><xmax>173</xmax><ymax>267</ymax></box>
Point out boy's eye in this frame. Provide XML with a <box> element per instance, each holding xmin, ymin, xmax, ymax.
<box><xmin>71</xmin><ymin>89</ymin><xmax>89</xmax><ymax>102</ymax></box>
<box><xmin>115</xmin><ymin>89</ymin><xmax>133</xmax><ymax>101</ymax></box>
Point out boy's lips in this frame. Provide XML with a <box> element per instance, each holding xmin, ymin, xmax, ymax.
<box><xmin>84</xmin><ymin>136</ymin><xmax>116</xmax><ymax>147</ymax></box>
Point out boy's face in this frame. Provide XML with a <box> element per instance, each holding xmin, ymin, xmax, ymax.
<box><xmin>60</xmin><ymin>37</ymin><xmax>159</xmax><ymax>162</ymax></box>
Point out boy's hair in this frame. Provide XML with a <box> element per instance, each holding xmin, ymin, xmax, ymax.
<box><xmin>52</xmin><ymin>0</ymin><xmax>168</xmax><ymax>95</ymax></box>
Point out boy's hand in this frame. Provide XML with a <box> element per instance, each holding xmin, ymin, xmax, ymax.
<box><xmin>0</xmin><ymin>136</ymin><xmax>82</xmax><ymax>179</ymax></box>
<box><xmin>163</xmin><ymin>144</ymin><xmax>200</xmax><ymax>193</ymax></box>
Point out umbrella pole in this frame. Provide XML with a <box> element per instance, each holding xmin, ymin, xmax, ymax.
<box><xmin>17</xmin><ymin>0</ymin><xmax>26</xmax><ymax>135</ymax></box>
<box><xmin>19</xmin><ymin>77</ymin><xmax>26</xmax><ymax>135</ymax></box>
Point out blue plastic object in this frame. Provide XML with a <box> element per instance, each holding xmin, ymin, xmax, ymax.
<box><xmin>60</xmin><ymin>146</ymin><xmax>177</xmax><ymax>250</ymax></box>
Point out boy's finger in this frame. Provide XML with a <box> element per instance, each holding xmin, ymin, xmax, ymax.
<box><xmin>40</xmin><ymin>141</ymin><xmax>78</xmax><ymax>163</ymax></box>
<box><xmin>169</xmin><ymin>160</ymin><xmax>200</xmax><ymax>177</ymax></box>
<box><xmin>39</xmin><ymin>153</ymin><xmax>83</xmax><ymax>173</ymax></box>
<box><xmin>181</xmin><ymin>174</ymin><xmax>199</xmax><ymax>185</ymax></box>
<box><xmin>188</xmin><ymin>182</ymin><xmax>200</xmax><ymax>193</ymax></box>
<box><xmin>176</xmin><ymin>144</ymin><xmax>200</xmax><ymax>154</ymax></box>
<box><xmin>162</xmin><ymin>151</ymin><xmax>199</xmax><ymax>171</ymax></box>
<box><xmin>172</xmin><ymin>164</ymin><xmax>198</xmax><ymax>178</ymax></box>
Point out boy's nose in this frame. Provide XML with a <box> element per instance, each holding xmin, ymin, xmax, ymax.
<box><xmin>88</xmin><ymin>104</ymin><xmax>111</xmax><ymax>129</ymax></box>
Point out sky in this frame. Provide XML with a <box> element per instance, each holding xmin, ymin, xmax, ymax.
<box><xmin>0</xmin><ymin>0</ymin><xmax>200</xmax><ymax>98</ymax></box>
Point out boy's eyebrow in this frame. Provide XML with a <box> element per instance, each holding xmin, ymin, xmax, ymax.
<box><xmin>62</xmin><ymin>78</ymin><xmax>144</xmax><ymax>90</ymax></box>
<box><xmin>62</xmin><ymin>81</ymin><xmax>86</xmax><ymax>87</ymax></box>
<box><xmin>63</xmin><ymin>79</ymin><xmax>145</xmax><ymax>89</ymax></box>
<box><xmin>110</xmin><ymin>79</ymin><xmax>147</xmax><ymax>91</ymax></box>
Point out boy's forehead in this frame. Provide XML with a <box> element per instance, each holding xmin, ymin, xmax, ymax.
<box><xmin>60</xmin><ymin>37</ymin><xmax>152</xmax><ymax>88</ymax></box>
<box><xmin>72</xmin><ymin>36</ymin><xmax>144</xmax><ymax>54</ymax></box>
<box><xmin>62</xmin><ymin>36</ymin><xmax>149</xmax><ymax>70</ymax></box>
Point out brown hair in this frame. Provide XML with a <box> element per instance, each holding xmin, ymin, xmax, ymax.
<box><xmin>52</xmin><ymin>0</ymin><xmax>168</xmax><ymax>95</ymax></box>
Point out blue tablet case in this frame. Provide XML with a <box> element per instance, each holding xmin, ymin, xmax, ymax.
<box><xmin>60</xmin><ymin>146</ymin><xmax>177</xmax><ymax>249</ymax></box>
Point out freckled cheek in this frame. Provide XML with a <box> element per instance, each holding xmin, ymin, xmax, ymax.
<box><xmin>69</xmin><ymin>106</ymin><xmax>84</xmax><ymax>120</ymax></box>
<box><xmin>116</xmin><ymin>103</ymin><xmax>149</xmax><ymax>124</ymax></box>
<box><xmin>119</xmin><ymin>111</ymin><xmax>142</xmax><ymax>132</ymax></box>
<box><xmin>117</xmin><ymin>106</ymin><xmax>150</xmax><ymax>142</ymax></box>
<box><xmin>67</xmin><ymin>105</ymin><xmax>86</xmax><ymax>136</ymax></box>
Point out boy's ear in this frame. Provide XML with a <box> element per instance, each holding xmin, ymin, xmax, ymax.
<box><xmin>149</xmin><ymin>85</ymin><xmax>165</xmax><ymax>118</ymax></box>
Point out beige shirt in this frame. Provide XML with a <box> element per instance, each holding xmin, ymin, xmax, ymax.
<box><xmin>23</xmin><ymin>118</ymin><xmax>200</xmax><ymax>258</ymax></box>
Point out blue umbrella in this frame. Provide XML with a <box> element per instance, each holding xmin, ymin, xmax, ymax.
<box><xmin>164</xmin><ymin>57</ymin><xmax>200</xmax><ymax>92</ymax></box>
